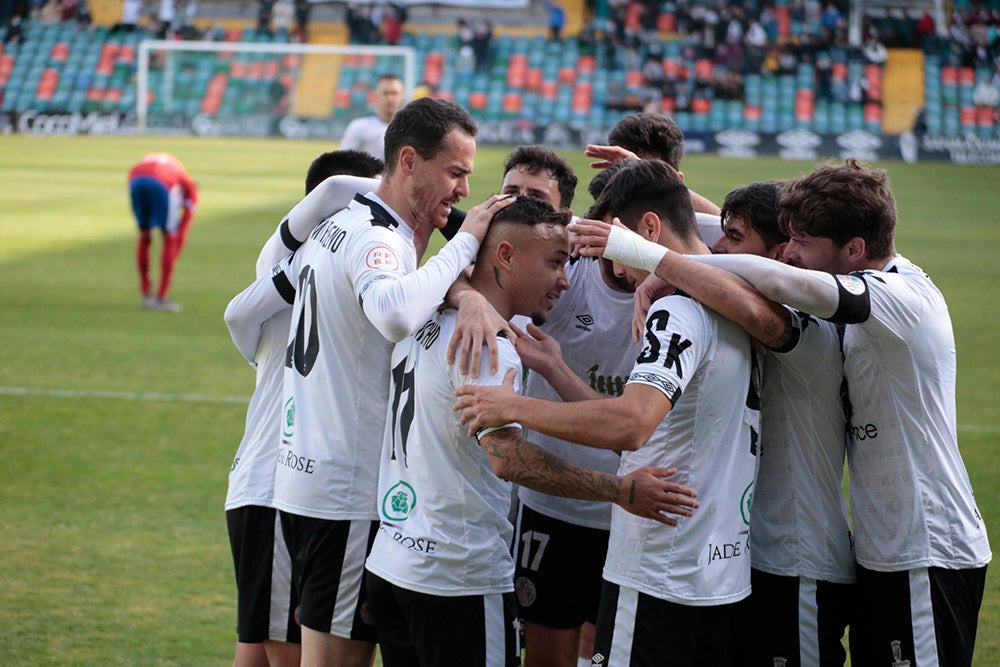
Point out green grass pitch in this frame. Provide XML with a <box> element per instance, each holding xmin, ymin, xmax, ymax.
<box><xmin>1</xmin><ymin>134</ymin><xmax>998</xmax><ymax>665</ymax></box>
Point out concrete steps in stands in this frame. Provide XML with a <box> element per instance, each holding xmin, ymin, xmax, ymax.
<box><xmin>291</xmin><ymin>22</ymin><xmax>348</xmax><ymax>118</ymax></box>
<box><xmin>882</xmin><ymin>48</ymin><xmax>924</xmax><ymax>134</ymax></box>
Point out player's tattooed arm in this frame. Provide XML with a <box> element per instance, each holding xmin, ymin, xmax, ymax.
<box><xmin>479</xmin><ymin>427</ymin><xmax>698</xmax><ymax>525</ymax></box>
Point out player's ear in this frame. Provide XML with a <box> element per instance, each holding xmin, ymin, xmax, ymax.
<box><xmin>398</xmin><ymin>146</ymin><xmax>418</xmax><ymax>175</ymax></box>
<box><xmin>638</xmin><ymin>211</ymin><xmax>661</xmax><ymax>241</ymax></box>
<box><xmin>495</xmin><ymin>240</ymin><xmax>515</xmax><ymax>270</ymax></box>
<box><xmin>769</xmin><ymin>240</ymin><xmax>788</xmax><ymax>261</ymax></box>
<box><xmin>845</xmin><ymin>236</ymin><xmax>866</xmax><ymax>262</ymax></box>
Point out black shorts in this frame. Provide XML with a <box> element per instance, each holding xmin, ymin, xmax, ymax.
<box><xmin>365</xmin><ymin>571</ymin><xmax>520</xmax><ymax>667</ymax></box>
<box><xmin>278</xmin><ymin>512</ymin><xmax>379</xmax><ymax>643</ymax></box>
<box><xmin>226</xmin><ymin>505</ymin><xmax>300</xmax><ymax>644</ymax></box>
<box><xmin>849</xmin><ymin>564</ymin><xmax>987</xmax><ymax>667</ymax></box>
<box><xmin>513</xmin><ymin>501</ymin><xmax>610</xmax><ymax>628</ymax></box>
<box><xmin>729</xmin><ymin>568</ymin><xmax>854</xmax><ymax>666</ymax></box>
<box><xmin>593</xmin><ymin>580</ymin><xmax>738</xmax><ymax>667</ymax></box>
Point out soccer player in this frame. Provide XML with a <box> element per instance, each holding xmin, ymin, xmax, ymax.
<box><xmin>455</xmin><ymin>160</ymin><xmax>759</xmax><ymax>666</ymax></box>
<box><xmin>339</xmin><ymin>73</ymin><xmax>405</xmax><ymax>160</ymax></box>
<box><xmin>715</xmin><ymin>181</ymin><xmax>856</xmax><ymax>665</ymax></box>
<box><xmin>272</xmin><ymin>98</ymin><xmax>511</xmax><ymax>667</ymax></box>
<box><xmin>363</xmin><ymin>196</ymin><xmax>700</xmax><ymax>667</ymax></box>
<box><xmin>498</xmin><ymin>145</ymin><xmax>577</xmax><ymax>212</ymax></box>
<box><xmin>127</xmin><ymin>152</ymin><xmax>198</xmax><ymax>312</ymax></box>
<box><xmin>576</xmin><ymin>159</ymin><xmax>992</xmax><ymax>666</ymax></box>
<box><xmin>592</xmin><ymin>110</ymin><xmax>722</xmax><ymax>217</ymax></box>
<box><xmin>223</xmin><ymin>151</ymin><xmax>383</xmax><ymax>667</ymax></box>
<box><xmin>494</xmin><ymin>147</ymin><xmax>635</xmax><ymax>667</ymax></box>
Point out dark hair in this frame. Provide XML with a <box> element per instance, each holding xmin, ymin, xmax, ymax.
<box><xmin>587</xmin><ymin>157</ymin><xmax>641</xmax><ymax>200</ymax></box>
<box><xmin>502</xmin><ymin>145</ymin><xmax>578</xmax><ymax>210</ymax></box>
<box><xmin>587</xmin><ymin>160</ymin><xmax>698</xmax><ymax>241</ymax></box>
<box><xmin>376</xmin><ymin>73</ymin><xmax>403</xmax><ymax>86</ymax></box>
<box><xmin>305</xmin><ymin>150</ymin><xmax>383</xmax><ymax>194</ymax></box>
<box><xmin>778</xmin><ymin>158</ymin><xmax>896</xmax><ymax>260</ymax></box>
<box><xmin>607</xmin><ymin>112</ymin><xmax>684</xmax><ymax>170</ymax></box>
<box><xmin>721</xmin><ymin>181</ymin><xmax>787</xmax><ymax>250</ymax></box>
<box><xmin>382</xmin><ymin>97</ymin><xmax>477</xmax><ymax>176</ymax></box>
<box><xmin>491</xmin><ymin>195</ymin><xmax>569</xmax><ymax>230</ymax></box>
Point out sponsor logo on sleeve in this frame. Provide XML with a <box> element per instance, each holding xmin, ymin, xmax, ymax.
<box><xmin>366</xmin><ymin>245</ymin><xmax>401</xmax><ymax>271</ymax></box>
<box><xmin>837</xmin><ymin>274</ymin><xmax>867</xmax><ymax>295</ymax></box>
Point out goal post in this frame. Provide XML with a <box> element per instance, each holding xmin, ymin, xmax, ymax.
<box><xmin>135</xmin><ymin>40</ymin><xmax>417</xmax><ymax>136</ymax></box>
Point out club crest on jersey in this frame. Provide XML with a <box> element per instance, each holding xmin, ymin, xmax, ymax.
<box><xmin>366</xmin><ymin>245</ymin><xmax>401</xmax><ymax>272</ymax></box>
<box><xmin>381</xmin><ymin>480</ymin><xmax>417</xmax><ymax>521</ymax></box>
<box><xmin>837</xmin><ymin>274</ymin><xmax>867</xmax><ymax>296</ymax></box>
<box><xmin>740</xmin><ymin>482</ymin><xmax>754</xmax><ymax>525</ymax></box>
<box><xmin>283</xmin><ymin>397</ymin><xmax>295</xmax><ymax>438</ymax></box>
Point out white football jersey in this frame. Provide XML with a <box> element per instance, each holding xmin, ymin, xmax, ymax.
<box><xmin>695</xmin><ymin>212</ymin><xmax>724</xmax><ymax>247</ymax></box>
<box><xmin>340</xmin><ymin>115</ymin><xmax>390</xmax><ymax>160</ymax></box>
<box><xmin>365</xmin><ymin>310</ymin><xmax>521</xmax><ymax>596</ymax></box>
<box><xmin>842</xmin><ymin>255</ymin><xmax>991</xmax><ymax>570</ymax></box>
<box><xmin>517</xmin><ymin>256</ymin><xmax>637</xmax><ymax>530</ymax></box>
<box><xmin>226</xmin><ymin>217</ymin><xmax>304</xmax><ymax>511</ymax></box>
<box><xmin>751</xmin><ymin>308</ymin><xmax>855</xmax><ymax>583</ymax></box>
<box><xmin>604</xmin><ymin>294</ymin><xmax>756</xmax><ymax>606</ymax></box>
<box><xmin>273</xmin><ymin>194</ymin><xmax>479</xmax><ymax>522</ymax></box>
<box><xmin>226</xmin><ymin>309</ymin><xmax>294</xmax><ymax>510</ymax></box>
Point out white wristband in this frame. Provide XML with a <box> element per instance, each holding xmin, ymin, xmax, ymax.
<box><xmin>604</xmin><ymin>225</ymin><xmax>668</xmax><ymax>274</ymax></box>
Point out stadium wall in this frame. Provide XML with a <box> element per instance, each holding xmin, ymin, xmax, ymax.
<box><xmin>4</xmin><ymin>107</ymin><xmax>999</xmax><ymax>165</ymax></box>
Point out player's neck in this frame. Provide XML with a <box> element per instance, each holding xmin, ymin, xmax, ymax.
<box><xmin>470</xmin><ymin>269</ymin><xmax>513</xmax><ymax>321</ymax></box>
<box><xmin>373</xmin><ymin>181</ymin><xmax>418</xmax><ymax>231</ymax></box>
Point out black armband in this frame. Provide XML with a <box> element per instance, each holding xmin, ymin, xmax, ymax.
<box><xmin>279</xmin><ymin>217</ymin><xmax>303</xmax><ymax>252</ymax></box>
<box><xmin>826</xmin><ymin>273</ymin><xmax>871</xmax><ymax>324</ymax></box>
<box><xmin>271</xmin><ymin>267</ymin><xmax>296</xmax><ymax>305</ymax></box>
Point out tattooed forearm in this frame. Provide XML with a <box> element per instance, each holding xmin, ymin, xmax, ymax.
<box><xmin>480</xmin><ymin>429</ymin><xmax>622</xmax><ymax>502</ymax></box>
<box><xmin>764</xmin><ymin>308</ymin><xmax>794</xmax><ymax>348</ymax></box>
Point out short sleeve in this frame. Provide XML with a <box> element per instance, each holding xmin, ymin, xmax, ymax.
<box><xmin>456</xmin><ymin>337</ymin><xmax>523</xmax><ymax>439</ymax></box>
<box><xmin>626</xmin><ymin>296</ymin><xmax>711</xmax><ymax>405</ymax></box>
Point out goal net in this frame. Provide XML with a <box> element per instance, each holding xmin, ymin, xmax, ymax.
<box><xmin>136</xmin><ymin>40</ymin><xmax>417</xmax><ymax>139</ymax></box>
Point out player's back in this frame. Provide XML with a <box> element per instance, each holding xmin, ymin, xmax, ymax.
<box><xmin>752</xmin><ymin>311</ymin><xmax>854</xmax><ymax>583</ymax></box>
<box><xmin>843</xmin><ymin>255</ymin><xmax>990</xmax><ymax>571</ymax></box>
<box><xmin>274</xmin><ymin>197</ymin><xmax>416</xmax><ymax>522</ymax></box>
<box><xmin>605</xmin><ymin>294</ymin><xmax>756</xmax><ymax>606</ymax></box>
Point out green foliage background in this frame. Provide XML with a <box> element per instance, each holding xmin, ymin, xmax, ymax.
<box><xmin>1</xmin><ymin>136</ymin><xmax>998</xmax><ymax>664</ymax></box>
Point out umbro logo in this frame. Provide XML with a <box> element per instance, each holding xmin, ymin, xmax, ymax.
<box><xmin>592</xmin><ymin>653</ymin><xmax>606</xmax><ymax>666</ymax></box>
<box><xmin>575</xmin><ymin>314</ymin><xmax>594</xmax><ymax>332</ymax></box>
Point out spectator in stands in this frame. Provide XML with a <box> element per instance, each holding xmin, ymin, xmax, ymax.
<box><xmin>472</xmin><ymin>19</ymin><xmax>493</xmax><ymax>74</ymax></box>
<box><xmin>78</xmin><ymin>0</ymin><xmax>91</xmax><ymax>26</ymax></box>
<box><xmin>815</xmin><ymin>49</ymin><xmax>834</xmax><ymax>101</ymax></box>
<box><xmin>293</xmin><ymin>0</ymin><xmax>310</xmax><ymax>42</ymax></box>
<box><xmin>114</xmin><ymin>0</ymin><xmax>141</xmax><ymax>32</ymax></box>
<box><xmin>272</xmin><ymin>0</ymin><xmax>293</xmax><ymax>39</ymax></box>
<box><xmin>40</xmin><ymin>0</ymin><xmax>59</xmax><ymax>23</ymax></box>
<box><xmin>917</xmin><ymin>11</ymin><xmax>937</xmax><ymax>51</ymax></box>
<box><xmin>863</xmin><ymin>28</ymin><xmax>888</xmax><ymax>65</ymax></box>
<box><xmin>257</xmin><ymin>0</ymin><xmax>273</xmax><ymax>38</ymax></box>
<box><xmin>378</xmin><ymin>3</ymin><xmax>404</xmax><ymax>46</ymax></box>
<box><xmin>548</xmin><ymin>0</ymin><xmax>565</xmax><ymax>42</ymax></box>
<box><xmin>821</xmin><ymin>2</ymin><xmax>843</xmax><ymax>32</ymax></box>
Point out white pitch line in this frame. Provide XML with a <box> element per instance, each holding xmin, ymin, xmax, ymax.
<box><xmin>0</xmin><ymin>386</ymin><xmax>250</xmax><ymax>405</ymax></box>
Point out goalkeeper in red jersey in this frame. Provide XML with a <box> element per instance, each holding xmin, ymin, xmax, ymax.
<box><xmin>128</xmin><ymin>152</ymin><xmax>198</xmax><ymax>312</ymax></box>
